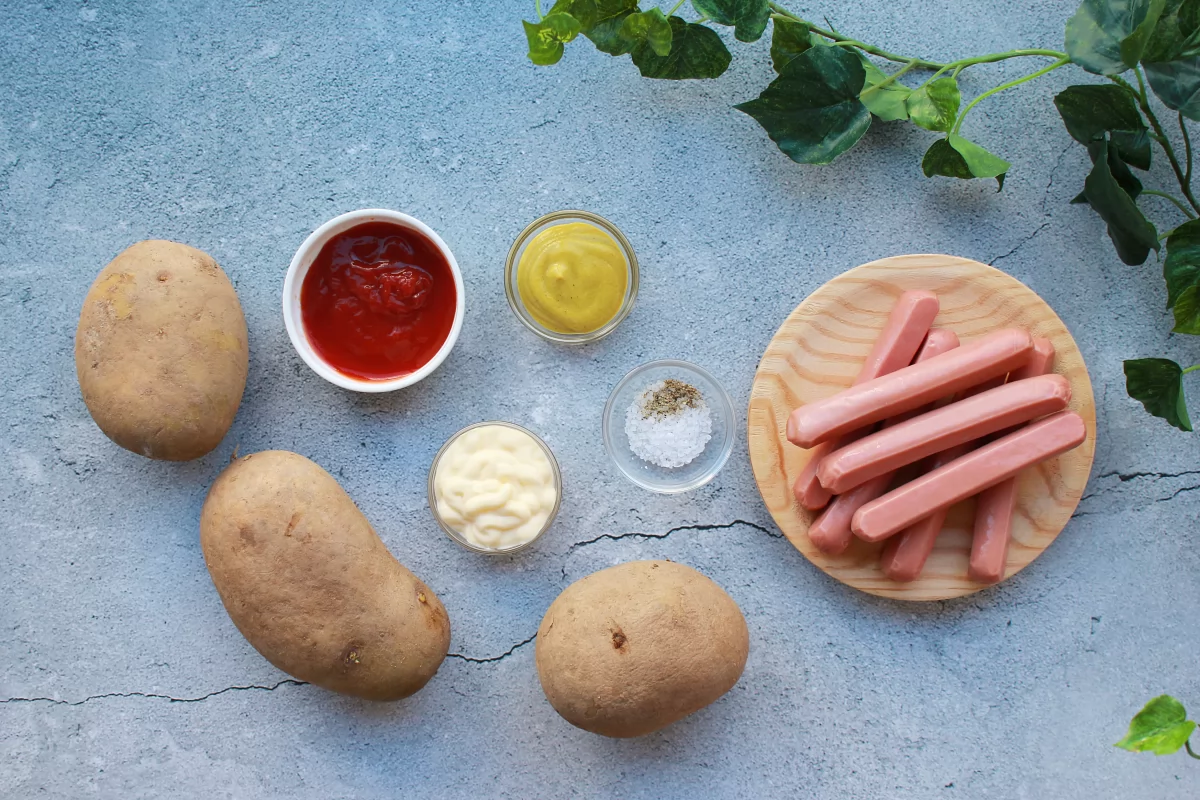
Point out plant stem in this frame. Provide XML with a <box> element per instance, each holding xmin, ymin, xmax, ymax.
<box><xmin>1112</xmin><ymin>71</ymin><xmax>1200</xmax><ymax>215</ymax></box>
<box><xmin>1181</xmin><ymin>112</ymin><xmax>1193</xmax><ymax>189</ymax></box>
<box><xmin>1187</xmin><ymin>739</ymin><xmax>1200</xmax><ymax>759</ymax></box>
<box><xmin>952</xmin><ymin>57</ymin><xmax>1069</xmax><ymax>135</ymax></box>
<box><xmin>861</xmin><ymin>60</ymin><xmax>918</xmax><ymax>96</ymax></box>
<box><xmin>916</xmin><ymin>64</ymin><xmax>953</xmax><ymax>89</ymax></box>
<box><xmin>769</xmin><ymin>1</ymin><xmax>1066</xmax><ymax>76</ymax></box>
<box><xmin>536</xmin><ymin>0</ymin><xmax>544</xmax><ymax>20</ymax></box>
<box><xmin>915</xmin><ymin>52</ymin><xmax>1064</xmax><ymax>91</ymax></box>
<box><xmin>1143</xmin><ymin>190</ymin><xmax>1197</xmax><ymax>219</ymax></box>
<box><xmin>768</xmin><ymin>3</ymin><xmax>943</xmax><ymax>68</ymax></box>
<box><xmin>948</xmin><ymin>49</ymin><xmax>1068</xmax><ymax>68</ymax></box>
<box><xmin>668</xmin><ymin>0</ymin><xmax>686</xmax><ymax>15</ymax></box>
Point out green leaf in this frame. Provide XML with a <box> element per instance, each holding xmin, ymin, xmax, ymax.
<box><xmin>907</xmin><ymin>77</ymin><xmax>961</xmax><ymax>132</ymax></box>
<box><xmin>1116</xmin><ymin>695</ymin><xmax>1198</xmax><ymax>752</ymax></box>
<box><xmin>550</xmin><ymin>0</ymin><xmax>598</xmax><ymax>30</ymax></box>
<box><xmin>860</xmin><ymin>61</ymin><xmax>911</xmax><ymax>121</ymax></box>
<box><xmin>1124</xmin><ymin>0</ymin><xmax>1168</xmax><ymax>63</ymax></box>
<box><xmin>1142</xmin><ymin>0</ymin><xmax>1200</xmax><ymax>116</ymax></box>
<box><xmin>1096</xmin><ymin>139</ymin><xmax>1146</xmax><ymax>196</ymax></box>
<box><xmin>581</xmin><ymin>0</ymin><xmax>639</xmax><ymax>55</ymax></box>
<box><xmin>770</xmin><ymin>18</ymin><xmax>812</xmax><ymax>73</ymax></box>
<box><xmin>619</xmin><ymin>8</ymin><xmax>672</xmax><ymax>56</ymax></box>
<box><xmin>1071</xmin><ymin>140</ymin><xmax>1146</xmax><ymax>204</ymax></box>
<box><xmin>922</xmin><ymin>138</ymin><xmax>973</xmax><ymax>179</ymax></box>
<box><xmin>1065</xmin><ymin>0</ymin><xmax>1166</xmax><ymax>75</ymax></box>
<box><xmin>631</xmin><ymin>17</ymin><xmax>731</xmax><ymax>79</ymax></box>
<box><xmin>950</xmin><ymin>133</ymin><xmax>1010</xmax><ymax>187</ymax></box>
<box><xmin>691</xmin><ymin>0</ymin><xmax>770</xmax><ymax>43</ymax></box>
<box><xmin>734</xmin><ymin>44</ymin><xmax>871</xmax><ymax>165</ymax></box>
<box><xmin>1173</xmin><ymin>282</ymin><xmax>1200</xmax><ymax>332</ymax></box>
<box><xmin>1164</xmin><ymin>219</ymin><xmax>1200</xmax><ymax>331</ymax></box>
<box><xmin>1124</xmin><ymin>359</ymin><xmax>1194</xmax><ymax>430</ymax></box>
<box><xmin>1080</xmin><ymin>138</ymin><xmax>1159</xmax><ymax>264</ymax></box>
<box><xmin>1053</xmin><ymin>84</ymin><xmax>1152</xmax><ymax>169</ymax></box>
<box><xmin>921</xmin><ymin>135</ymin><xmax>1010</xmax><ymax>188</ymax></box>
<box><xmin>1143</xmin><ymin>0</ymin><xmax>1200</xmax><ymax>62</ymax></box>
<box><xmin>525</xmin><ymin>14</ymin><xmax>583</xmax><ymax>66</ymax></box>
<box><xmin>1145</xmin><ymin>56</ymin><xmax>1200</xmax><ymax>119</ymax></box>
<box><xmin>1112</xmin><ymin>129</ymin><xmax>1155</xmax><ymax>169</ymax></box>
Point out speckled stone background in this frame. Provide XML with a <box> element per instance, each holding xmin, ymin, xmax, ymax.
<box><xmin>3</xmin><ymin>1</ymin><xmax>1199</xmax><ymax>798</ymax></box>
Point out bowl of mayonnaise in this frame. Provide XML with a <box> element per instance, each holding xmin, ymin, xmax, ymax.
<box><xmin>428</xmin><ymin>421</ymin><xmax>562</xmax><ymax>554</ymax></box>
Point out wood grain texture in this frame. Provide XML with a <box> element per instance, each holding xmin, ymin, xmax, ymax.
<box><xmin>748</xmin><ymin>255</ymin><xmax>1096</xmax><ymax>600</ymax></box>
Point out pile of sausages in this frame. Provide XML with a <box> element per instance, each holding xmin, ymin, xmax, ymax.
<box><xmin>787</xmin><ymin>290</ymin><xmax>1086</xmax><ymax>584</ymax></box>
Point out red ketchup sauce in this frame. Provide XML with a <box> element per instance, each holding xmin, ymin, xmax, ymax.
<box><xmin>300</xmin><ymin>221</ymin><xmax>457</xmax><ymax>381</ymax></box>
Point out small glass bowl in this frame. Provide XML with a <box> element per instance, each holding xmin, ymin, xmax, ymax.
<box><xmin>427</xmin><ymin>421</ymin><xmax>562</xmax><ymax>555</ymax></box>
<box><xmin>602</xmin><ymin>360</ymin><xmax>736</xmax><ymax>494</ymax></box>
<box><xmin>504</xmin><ymin>210</ymin><xmax>639</xmax><ymax>344</ymax></box>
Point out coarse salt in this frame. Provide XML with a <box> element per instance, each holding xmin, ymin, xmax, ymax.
<box><xmin>625</xmin><ymin>379</ymin><xmax>712</xmax><ymax>469</ymax></box>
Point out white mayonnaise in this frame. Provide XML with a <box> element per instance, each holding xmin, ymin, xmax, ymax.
<box><xmin>433</xmin><ymin>424</ymin><xmax>558</xmax><ymax>550</ymax></box>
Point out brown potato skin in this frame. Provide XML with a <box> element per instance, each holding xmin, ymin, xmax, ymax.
<box><xmin>75</xmin><ymin>240</ymin><xmax>248</xmax><ymax>461</ymax></box>
<box><xmin>200</xmin><ymin>451</ymin><xmax>450</xmax><ymax>700</ymax></box>
<box><xmin>536</xmin><ymin>560</ymin><xmax>749</xmax><ymax>737</ymax></box>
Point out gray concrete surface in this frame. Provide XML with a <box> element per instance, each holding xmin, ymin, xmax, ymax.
<box><xmin>2</xmin><ymin>1</ymin><xmax>1198</xmax><ymax>797</ymax></box>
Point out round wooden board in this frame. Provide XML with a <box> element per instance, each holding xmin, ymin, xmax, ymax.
<box><xmin>748</xmin><ymin>255</ymin><xmax>1096</xmax><ymax>600</ymax></box>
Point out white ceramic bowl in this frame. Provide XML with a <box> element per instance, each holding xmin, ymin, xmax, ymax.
<box><xmin>282</xmin><ymin>208</ymin><xmax>466</xmax><ymax>393</ymax></box>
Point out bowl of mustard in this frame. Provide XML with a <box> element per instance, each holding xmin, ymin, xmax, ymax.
<box><xmin>505</xmin><ymin>210</ymin><xmax>638</xmax><ymax>344</ymax></box>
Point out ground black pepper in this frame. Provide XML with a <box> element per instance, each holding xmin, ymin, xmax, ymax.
<box><xmin>642</xmin><ymin>378</ymin><xmax>702</xmax><ymax>418</ymax></box>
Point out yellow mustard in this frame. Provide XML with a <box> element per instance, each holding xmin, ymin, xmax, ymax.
<box><xmin>516</xmin><ymin>222</ymin><xmax>628</xmax><ymax>334</ymax></box>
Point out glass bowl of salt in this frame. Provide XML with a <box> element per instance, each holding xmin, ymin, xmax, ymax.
<box><xmin>602</xmin><ymin>359</ymin><xmax>735</xmax><ymax>493</ymax></box>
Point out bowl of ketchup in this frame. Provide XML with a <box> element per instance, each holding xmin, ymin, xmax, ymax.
<box><xmin>283</xmin><ymin>209</ymin><xmax>465</xmax><ymax>392</ymax></box>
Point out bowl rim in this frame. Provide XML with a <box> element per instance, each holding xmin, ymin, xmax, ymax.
<box><xmin>602</xmin><ymin>359</ymin><xmax>736</xmax><ymax>494</ymax></box>
<box><xmin>427</xmin><ymin>420</ymin><xmax>563</xmax><ymax>555</ymax></box>
<box><xmin>504</xmin><ymin>209</ymin><xmax>639</xmax><ymax>345</ymax></box>
<box><xmin>282</xmin><ymin>208</ymin><xmax>466</xmax><ymax>393</ymax></box>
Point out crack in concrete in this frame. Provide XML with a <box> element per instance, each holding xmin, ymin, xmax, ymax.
<box><xmin>448</xmin><ymin>520</ymin><xmax>782</xmax><ymax>665</ymax></box>
<box><xmin>988</xmin><ymin>140</ymin><xmax>1072</xmax><ymax>268</ymax></box>
<box><xmin>1154</xmin><ymin>483</ymin><xmax>1200</xmax><ymax>503</ymax></box>
<box><xmin>1099</xmin><ymin>468</ymin><xmax>1200</xmax><ymax>482</ymax></box>
<box><xmin>1040</xmin><ymin>141</ymin><xmax>1075</xmax><ymax>217</ymax></box>
<box><xmin>0</xmin><ymin>679</ymin><xmax>307</xmax><ymax>707</ymax></box>
<box><xmin>446</xmin><ymin>633</ymin><xmax>537</xmax><ymax>664</ymax></box>
<box><xmin>5</xmin><ymin>522</ymin><xmax>785</xmax><ymax>680</ymax></box>
<box><xmin>1082</xmin><ymin>469</ymin><xmax>1200</xmax><ymax>501</ymax></box>
<box><xmin>989</xmin><ymin>222</ymin><xmax>1051</xmax><ymax>266</ymax></box>
<box><xmin>566</xmin><ymin>519</ymin><xmax>781</xmax><ymax>555</ymax></box>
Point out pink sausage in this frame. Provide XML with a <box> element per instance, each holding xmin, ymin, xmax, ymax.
<box><xmin>852</xmin><ymin>411</ymin><xmax>1086</xmax><ymax>543</ymax></box>
<box><xmin>879</xmin><ymin>443</ymin><xmax>970</xmax><ymax>581</ymax></box>
<box><xmin>874</xmin><ymin>373</ymin><xmax>1007</xmax><ymax>579</ymax></box>
<box><xmin>808</xmin><ymin>473</ymin><xmax>893</xmax><ymax>555</ymax></box>
<box><xmin>967</xmin><ymin>481</ymin><xmax>1019</xmax><ymax>584</ymax></box>
<box><xmin>968</xmin><ymin>337</ymin><xmax>1057</xmax><ymax>584</ymax></box>
<box><xmin>817</xmin><ymin>374</ymin><xmax>1072</xmax><ymax>494</ymax></box>
<box><xmin>880</xmin><ymin>506</ymin><xmax>951</xmax><ymax>583</ymax></box>
<box><xmin>793</xmin><ymin>290</ymin><xmax>939</xmax><ymax>511</ymax></box>
<box><xmin>787</xmin><ymin>328</ymin><xmax>1035</xmax><ymax>449</ymax></box>
<box><xmin>806</xmin><ymin>328</ymin><xmax>959</xmax><ymax>555</ymax></box>
<box><xmin>794</xmin><ymin>437</ymin><xmax>853</xmax><ymax>511</ymax></box>
<box><xmin>1008</xmin><ymin>337</ymin><xmax>1055</xmax><ymax>384</ymax></box>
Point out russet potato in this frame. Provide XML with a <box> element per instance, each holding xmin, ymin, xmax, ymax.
<box><xmin>535</xmin><ymin>560</ymin><xmax>749</xmax><ymax>737</ymax></box>
<box><xmin>75</xmin><ymin>239</ymin><xmax>248</xmax><ymax>461</ymax></box>
<box><xmin>200</xmin><ymin>450</ymin><xmax>450</xmax><ymax>700</ymax></box>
